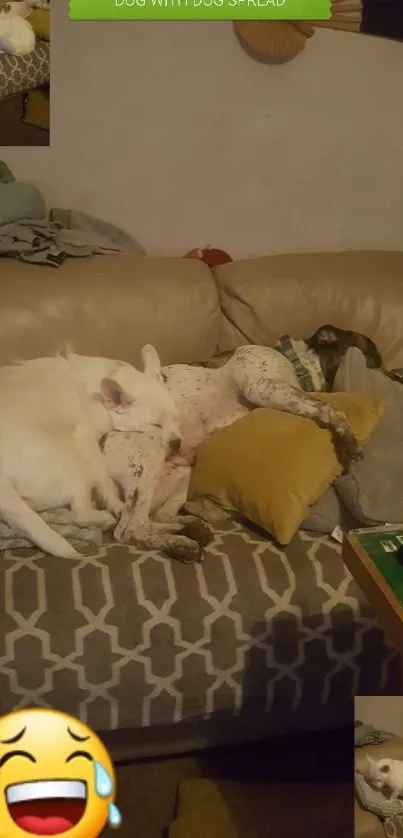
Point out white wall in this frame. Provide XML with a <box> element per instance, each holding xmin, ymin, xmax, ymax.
<box><xmin>3</xmin><ymin>5</ymin><xmax>403</xmax><ymax>257</ymax></box>
<box><xmin>355</xmin><ymin>697</ymin><xmax>403</xmax><ymax>736</ymax></box>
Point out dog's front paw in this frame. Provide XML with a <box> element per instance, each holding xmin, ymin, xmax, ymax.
<box><xmin>177</xmin><ymin>515</ymin><xmax>214</xmax><ymax>548</ymax></box>
<box><xmin>164</xmin><ymin>535</ymin><xmax>204</xmax><ymax>564</ymax></box>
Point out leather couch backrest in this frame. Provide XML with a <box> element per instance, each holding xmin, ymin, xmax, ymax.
<box><xmin>214</xmin><ymin>251</ymin><xmax>403</xmax><ymax>367</ymax></box>
<box><xmin>2</xmin><ymin>251</ymin><xmax>403</xmax><ymax>369</ymax></box>
<box><xmin>0</xmin><ymin>256</ymin><xmax>221</xmax><ymax>367</ymax></box>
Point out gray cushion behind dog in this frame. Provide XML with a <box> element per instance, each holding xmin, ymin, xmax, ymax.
<box><xmin>334</xmin><ymin>347</ymin><xmax>403</xmax><ymax>524</ymax></box>
<box><xmin>302</xmin><ymin>486</ymin><xmax>358</xmax><ymax>534</ymax></box>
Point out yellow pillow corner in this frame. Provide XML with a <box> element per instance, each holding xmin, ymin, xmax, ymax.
<box><xmin>169</xmin><ymin>779</ymin><xmax>238</xmax><ymax>838</ymax></box>
<box><xmin>189</xmin><ymin>393</ymin><xmax>384</xmax><ymax>547</ymax></box>
<box><xmin>312</xmin><ymin>392</ymin><xmax>385</xmax><ymax>445</ymax></box>
<box><xmin>22</xmin><ymin>88</ymin><xmax>49</xmax><ymax>132</ymax></box>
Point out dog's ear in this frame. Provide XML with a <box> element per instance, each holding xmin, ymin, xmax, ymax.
<box><xmin>141</xmin><ymin>344</ymin><xmax>162</xmax><ymax>378</ymax></box>
<box><xmin>99</xmin><ymin>378</ymin><xmax>134</xmax><ymax>411</ymax></box>
<box><xmin>366</xmin><ymin>756</ymin><xmax>378</xmax><ymax>769</ymax></box>
<box><xmin>314</xmin><ymin>326</ymin><xmax>341</xmax><ymax>345</ymax></box>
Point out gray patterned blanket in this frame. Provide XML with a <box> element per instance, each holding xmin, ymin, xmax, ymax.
<box><xmin>0</xmin><ymin>524</ymin><xmax>399</xmax><ymax>734</ymax></box>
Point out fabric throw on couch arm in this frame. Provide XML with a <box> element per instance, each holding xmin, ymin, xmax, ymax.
<box><xmin>0</xmin><ymin>161</ymin><xmax>144</xmax><ymax>266</ymax></box>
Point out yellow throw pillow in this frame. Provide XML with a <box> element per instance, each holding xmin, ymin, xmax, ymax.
<box><xmin>188</xmin><ymin>393</ymin><xmax>384</xmax><ymax>546</ymax></box>
<box><xmin>26</xmin><ymin>9</ymin><xmax>50</xmax><ymax>41</ymax></box>
<box><xmin>169</xmin><ymin>779</ymin><xmax>239</xmax><ymax>838</ymax></box>
<box><xmin>22</xmin><ymin>88</ymin><xmax>49</xmax><ymax>132</ymax></box>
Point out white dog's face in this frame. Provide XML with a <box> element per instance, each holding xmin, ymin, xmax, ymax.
<box><xmin>366</xmin><ymin>757</ymin><xmax>393</xmax><ymax>790</ymax></box>
<box><xmin>99</xmin><ymin>344</ymin><xmax>183</xmax><ymax>449</ymax></box>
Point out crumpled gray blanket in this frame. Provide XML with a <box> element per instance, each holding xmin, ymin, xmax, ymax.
<box><xmin>0</xmin><ymin>212</ymin><xmax>144</xmax><ymax>267</ymax></box>
<box><xmin>0</xmin><ymin>161</ymin><xmax>144</xmax><ymax>266</ymax></box>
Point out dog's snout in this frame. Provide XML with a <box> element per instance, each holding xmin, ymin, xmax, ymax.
<box><xmin>169</xmin><ymin>436</ymin><xmax>182</xmax><ymax>455</ymax></box>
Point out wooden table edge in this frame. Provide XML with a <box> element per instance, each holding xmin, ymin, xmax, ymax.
<box><xmin>343</xmin><ymin>532</ymin><xmax>403</xmax><ymax>656</ymax></box>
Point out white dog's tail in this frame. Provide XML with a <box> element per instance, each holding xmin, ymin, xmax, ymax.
<box><xmin>0</xmin><ymin>475</ymin><xmax>79</xmax><ymax>558</ymax></box>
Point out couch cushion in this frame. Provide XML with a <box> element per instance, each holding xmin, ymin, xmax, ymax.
<box><xmin>0</xmin><ymin>41</ymin><xmax>49</xmax><ymax>101</ymax></box>
<box><xmin>0</xmin><ymin>523</ymin><xmax>398</xmax><ymax>733</ymax></box>
<box><xmin>213</xmin><ymin>251</ymin><xmax>403</xmax><ymax>368</ymax></box>
<box><xmin>301</xmin><ymin>486</ymin><xmax>359</xmax><ymax>535</ymax></box>
<box><xmin>188</xmin><ymin>394</ymin><xmax>384</xmax><ymax>546</ymax></box>
<box><xmin>334</xmin><ymin>348</ymin><xmax>403</xmax><ymax>526</ymax></box>
<box><xmin>0</xmin><ymin>257</ymin><xmax>221</xmax><ymax>366</ymax></box>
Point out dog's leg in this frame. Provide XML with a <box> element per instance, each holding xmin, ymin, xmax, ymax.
<box><xmin>74</xmin><ymin>432</ymin><xmax>123</xmax><ymax>519</ymax></box>
<box><xmin>152</xmin><ymin>464</ymin><xmax>192</xmax><ymax>522</ymax></box>
<box><xmin>233</xmin><ymin>374</ymin><xmax>362</xmax><ymax>473</ymax></box>
<box><xmin>116</xmin><ymin>489</ymin><xmax>204</xmax><ymax>564</ymax></box>
<box><xmin>69</xmin><ymin>484</ymin><xmax>116</xmax><ymax>530</ymax></box>
<box><xmin>113</xmin><ymin>452</ymin><xmax>204</xmax><ymax>563</ymax></box>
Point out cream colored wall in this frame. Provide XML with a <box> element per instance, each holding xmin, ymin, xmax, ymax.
<box><xmin>355</xmin><ymin>697</ymin><xmax>403</xmax><ymax>736</ymax></box>
<box><xmin>4</xmin><ymin>5</ymin><xmax>403</xmax><ymax>257</ymax></box>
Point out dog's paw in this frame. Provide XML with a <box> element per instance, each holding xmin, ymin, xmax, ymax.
<box><xmin>177</xmin><ymin>515</ymin><xmax>214</xmax><ymax>548</ymax></box>
<box><xmin>336</xmin><ymin>433</ymin><xmax>363</xmax><ymax>474</ymax></box>
<box><xmin>164</xmin><ymin>535</ymin><xmax>204</xmax><ymax>564</ymax></box>
<box><xmin>107</xmin><ymin>498</ymin><xmax>124</xmax><ymax>519</ymax></box>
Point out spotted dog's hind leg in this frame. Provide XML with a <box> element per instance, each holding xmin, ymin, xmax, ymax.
<box><xmin>108</xmin><ymin>435</ymin><xmax>204</xmax><ymax>563</ymax></box>
<box><xmin>230</xmin><ymin>353</ymin><xmax>362</xmax><ymax>473</ymax></box>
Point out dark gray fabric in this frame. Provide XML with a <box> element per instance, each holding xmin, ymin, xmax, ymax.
<box><xmin>302</xmin><ymin>486</ymin><xmax>359</xmax><ymax>535</ymax></box>
<box><xmin>0</xmin><ymin>520</ymin><xmax>398</xmax><ymax>733</ymax></box>
<box><xmin>334</xmin><ymin>348</ymin><xmax>403</xmax><ymax>525</ymax></box>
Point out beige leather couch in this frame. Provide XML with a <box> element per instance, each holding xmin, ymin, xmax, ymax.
<box><xmin>355</xmin><ymin>738</ymin><xmax>403</xmax><ymax>838</ymax></box>
<box><xmin>0</xmin><ymin>251</ymin><xmax>401</xmax><ymax>761</ymax></box>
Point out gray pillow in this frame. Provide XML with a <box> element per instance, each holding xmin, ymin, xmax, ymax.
<box><xmin>302</xmin><ymin>487</ymin><xmax>359</xmax><ymax>534</ymax></box>
<box><xmin>333</xmin><ymin>347</ymin><xmax>403</xmax><ymax>525</ymax></box>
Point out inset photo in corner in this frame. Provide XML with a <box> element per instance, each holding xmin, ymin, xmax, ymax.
<box><xmin>0</xmin><ymin>0</ymin><xmax>50</xmax><ymax>146</ymax></box>
<box><xmin>355</xmin><ymin>696</ymin><xmax>403</xmax><ymax>838</ymax></box>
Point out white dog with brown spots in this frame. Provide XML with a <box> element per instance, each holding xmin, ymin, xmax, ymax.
<box><xmin>0</xmin><ymin>330</ymin><xmax>374</xmax><ymax>563</ymax></box>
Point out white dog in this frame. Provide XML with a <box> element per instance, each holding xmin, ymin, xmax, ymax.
<box><xmin>0</xmin><ymin>0</ymin><xmax>47</xmax><ymax>56</ymax></box>
<box><xmin>0</xmin><ymin>334</ymin><xmax>368</xmax><ymax>562</ymax></box>
<box><xmin>0</xmin><ymin>345</ymin><xmax>181</xmax><ymax>559</ymax></box>
<box><xmin>366</xmin><ymin>756</ymin><xmax>403</xmax><ymax>800</ymax></box>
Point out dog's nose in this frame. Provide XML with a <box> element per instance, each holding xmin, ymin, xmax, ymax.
<box><xmin>169</xmin><ymin>436</ymin><xmax>182</xmax><ymax>455</ymax></box>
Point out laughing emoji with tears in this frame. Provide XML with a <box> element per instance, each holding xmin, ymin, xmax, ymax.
<box><xmin>0</xmin><ymin>708</ymin><xmax>122</xmax><ymax>838</ymax></box>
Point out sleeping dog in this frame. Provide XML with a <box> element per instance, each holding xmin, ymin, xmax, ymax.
<box><xmin>193</xmin><ymin>324</ymin><xmax>383</xmax><ymax>390</ymax></box>
<box><xmin>147</xmin><ymin>324</ymin><xmax>383</xmax><ymax>536</ymax></box>
<box><xmin>0</xmin><ymin>326</ymin><xmax>384</xmax><ymax>562</ymax></box>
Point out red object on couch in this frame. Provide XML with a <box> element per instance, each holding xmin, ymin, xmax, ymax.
<box><xmin>184</xmin><ymin>246</ymin><xmax>233</xmax><ymax>266</ymax></box>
